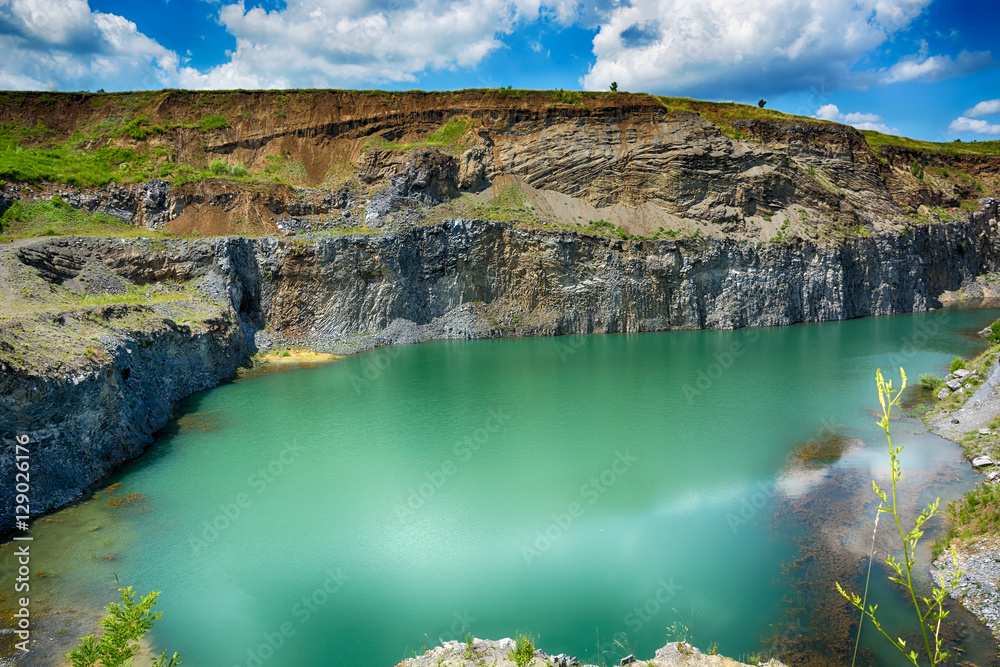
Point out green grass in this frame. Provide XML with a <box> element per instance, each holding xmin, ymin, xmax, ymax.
<box><xmin>862</xmin><ymin>130</ymin><xmax>1000</xmax><ymax>156</ymax></box>
<box><xmin>0</xmin><ymin>199</ymin><xmax>164</xmax><ymax>240</ymax></box>
<box><xmin>73</xmin><ymin>287</ymin><xmax>187</xmax><ymax>307</ymax></box>
<box><xmin>264</xmin><ymin>154</ymin><xmax>308</xmax><ymax>184</ymax></box>
<box><xmin>656</xmin><ymin>96</ymin><xmax>832</xmax><ymax>139</ymax></box>
<box><xmin>200</xmin><ymin>114</ymin><xmax>229</xmax><ymax>132</ymax></box>
<box><xmin>362</xmin><ymin>115</ymin><xmax>473</xmax><ymax>153</ymax></box>
<box><xmin>0</xmin><ymin>143</ymin><xmax>155</xmax><ymax>187</ymax></box>
<box><xmin>936</xmin><ymin>483</ymin><xmax>1000</xmax><ymax>557</ymax></box>
<box><xmin>453</xmin><ymin>185</ymin><xmax>541</xmax><ymax>225</ymax></box>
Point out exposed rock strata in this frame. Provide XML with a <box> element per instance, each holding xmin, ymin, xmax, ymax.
<box><xmin>2</xmin><ymin>199</ymin><xmax>1000</xmax><ymax>535</ymax></box>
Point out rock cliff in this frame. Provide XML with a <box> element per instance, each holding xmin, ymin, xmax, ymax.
<box><xmin>2</xmin><ymin>197</ymin><xmax>999</xmax><ymax>535</ymax></box>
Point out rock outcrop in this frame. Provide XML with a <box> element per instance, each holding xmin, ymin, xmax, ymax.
<box><xmin>401</xmin><ymin>638</ymin><xmax>783</xmax><ymax>667</ymax></box>
<box><xmin>3</xmin><ymin>90</ymin><xmax>997</xmax><ymax>240</ymax></box>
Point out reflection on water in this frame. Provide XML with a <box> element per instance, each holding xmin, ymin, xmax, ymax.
<box><xmin>772</xmin><ymin>419</ymin><xmax>996</xmax><ymax>666</ymax></box>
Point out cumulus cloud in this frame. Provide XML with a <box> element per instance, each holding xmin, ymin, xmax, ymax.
<box><xmin>948</xmin><ymin>117</ymin><xmax>1000</xmax><ymax>135</ymax></box>
<box><xmin>175</xmin><ymin>0</ymin><xmax>595</xmax><ymax>89</ymax></box>
<box><xmin>879</xmin><ymin>49</ymin><xmax>994</xmax><ymax>84</ymax></box>
<box><xmin>965</xmin><ymin>99</ymin><xmax>1000</xmax><ymax>118</ymax></box>
<box><xmin>0</xmin><ymin>0</ymin><xmax>991</xmax><ymax>97</ymax></box>
<box><xmin>0</xmin><ymin>0</ymin><xmax>598</xmax><ymax>91</ymax></box>
<box><xmin>947</xmin><ymin>97</ymin><xmax>1000</xmax><ymax>135</ymax></box>
<box><xmin>814</xmin><ymin>104</ymin><xmax>899</xmax><ymax>134</ymax></box>
<box><xmin>0</xmin><ymin>0</ymin><xmax>178</xmax><ymax>90</ymax></box>
<box><xmin>578</xmin><ymin>0</ymin><xmax>980</xmax><ymax>96</ymax></box>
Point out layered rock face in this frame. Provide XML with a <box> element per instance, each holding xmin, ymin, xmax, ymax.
<box><xmin>6</xmin><ymin>91</ymin><xmax>995</xmax><ymax>240</ymax></box>
<box><xmin>2</xmin><ymin>198</ymin><xmax>999</xmax><ymax>535</ymax></box>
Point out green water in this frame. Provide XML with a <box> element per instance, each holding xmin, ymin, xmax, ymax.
<box><xmin>6</xmin><ymin>307</ymin><xmax>1000</xmax><ymax>666</ymax></box>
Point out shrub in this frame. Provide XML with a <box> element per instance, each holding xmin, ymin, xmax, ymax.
<box><xmin>67</xmin><ymin>587</ymin><xmax>180</xmax><ymax>667</ymax></box>
<box><xmin>910</xmin><ymin>160</ymin><xmax>924</xmax><ymax>179</ymax></box>
<box><xmin>209</xmin><ymin>159</ymin><xmax>228</xmax><ymax>175</ymax></box>
<box><xmin>950</xmin><ymin>356</ymin><xmax>967</xmax><ymax>372</ymax></box>
<box><xmin>230</xmin><ymin>162</ymin><xmax>248</xmax><ymax>177</ymax></box>
<box><xmin>919</xmin><ymin>373</ymin><xmax>945</xmax><ymax>391</ymax></box>
<box><xmin>509</xmin><ymin>632</ymin><xmax>535</xmax><ymax>667</ymax></box>
<box><xmin>989</xmin><ymin>319</ymin><xmax>1000</xmax><ymax>345</ymax></box>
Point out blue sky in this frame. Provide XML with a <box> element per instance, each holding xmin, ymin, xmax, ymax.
<box><xmin>1</xmin><ymin>0</ymin><xmax>997</xmax><ymax>142</ymax></box>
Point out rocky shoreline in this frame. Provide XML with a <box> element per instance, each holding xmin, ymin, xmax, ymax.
<box><xmin>924</xmin><ymin>312</ymin><xmax>1000</xmax><ymax>645</ymax></box>
<box><xmin>400</xmin><ymin>638</ymin><xmax>785</xmax><ymax>667</ymax></box>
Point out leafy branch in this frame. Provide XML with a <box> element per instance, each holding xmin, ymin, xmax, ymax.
<box><xmin>837</xmin><ymin>368</ymin><xmax>963</xmax><ymax>666</ymax></box>
<box><xmin>67</xmin><ymin>586</ymin><xmax>181</xmax><ymax>667</ymax></box>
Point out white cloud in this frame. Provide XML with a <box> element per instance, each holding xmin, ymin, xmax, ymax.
<box><xmin>580</xmin><ymin>0</ymin><xmax>938</xmax><ymax>95</ymax></box>
<box><xmin>948</xmin><ymin>116</ymin><xmax>1000</xmax><ymax>135</ymax></box>
<box><xmin>965</xmin><ymin>99</ymin><xmax>1000</xmax><ymax>118</ymax></box>
<box><xmin>879</xmin><ymin>49</ymin><xmax>994</xmax><ymax>84</ymax></box>
<box><xmin>0</xmin><ymin>0</ymin><xmax>591</xmax><ymax>91</ymax></box>
<box><xmin>0</xmin><ymin>0</ymin><xmax>177</xmax><ymax>90</ymax></box>
<box><xmin>0</xmin><ymin>0</ymin><xmax>991</xmax><ymax>98</ymax></box>
<box><xmin>814</xmin><ymin>103</ymin><xmax>899</xmax><ymax>134</ymax></box>
<box><xmin>175</xmin><ymin>0</ymin><xmax>590</xmax><ymax>89</ymax></box>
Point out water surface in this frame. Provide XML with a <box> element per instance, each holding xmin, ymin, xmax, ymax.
<box><xmin>5</xmin><ymin>307</ymin><xmax>1000</xmax><ymax>666</ymax></box>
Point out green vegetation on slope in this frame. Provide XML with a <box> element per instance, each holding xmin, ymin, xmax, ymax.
<box><xmin>362</xmin><ymin>115</ymin><xmax>474</xmax><ymax>154</ymax></box>
<box><xmin>655</xmin><ymin>96</ymin><xmax>834</xmax><ymax>139</ymax></box>
<box><xmin>938</xmin><ymin>482</ymin><xmax>1000</xmax><ymax>554</ymax></box>
<box><xmin>0</xmin><ymin>199</ymin><xmax>165</xmax><ymax>240</ymax></box>
<box><xmin>862</xmin><ymin>130</ymin><xmax>1000</xmax><ymax>156</ymax></box>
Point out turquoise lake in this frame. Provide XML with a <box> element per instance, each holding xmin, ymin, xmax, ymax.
<box><xmin>6</xmin><ymin>306</ymin><xmax>1000</xmax><ymax>666</ymax></box>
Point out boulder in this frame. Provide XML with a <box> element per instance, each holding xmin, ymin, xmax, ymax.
<box><xmin>938</xmin><ymin>387</ymin><xmax>951</xmax><ymax>400</ymax></box>
<box><xmin>946</xmin><ymin>379</ymin><xmax>963</xmax><ymax>391</ymax></box>
<box><xmin>980</xmin><ymin>428</ymin><xmax>993</xmax><ymax>436</ymax></box>
<box><xmin>954</xmin><ymin>369</ymin><xmax>972</xmax><ymax>380</ymax></box>
<box><xmin>972</xmin><ymin>456</ymin><xmax>994</xmax><ymax>467</ymax></box>
<box><xmin>140</xmin><ymin>179</ymin><xmax>172</xmax><ymax>229</ymax></box>
<box><xmin>621</xmin><ymin>655</ymin><xmax>636</xmax><ymax>666</ymax></box>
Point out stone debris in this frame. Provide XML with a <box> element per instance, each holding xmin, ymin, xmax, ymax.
<box><xmin>935</xmin><ymin>536</ymin><xmax>1000</xmax><ymax>640</ymax></box>
<box><xmin>400</xmin><ymin>639</ymin><xmax>782</xmax><ymax>666</ymax></box>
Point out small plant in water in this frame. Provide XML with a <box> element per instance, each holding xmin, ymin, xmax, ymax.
<box><xmin>836</xmin><ymin>368</ymin><xmax>963</xmax><ymax>666</ymax></box>
<box><xmin>510</xmin><ymin>631</ymin><xmax>536</xmax><ymax>667</ymax></box>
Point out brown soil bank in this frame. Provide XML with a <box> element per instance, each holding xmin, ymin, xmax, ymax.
<box><xmin>1</xmin><ymin>89</ymin><xmax>998</xmax><ymax>241</ymax></box>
